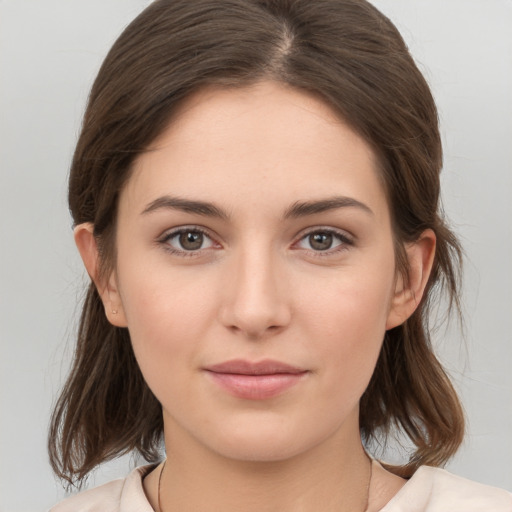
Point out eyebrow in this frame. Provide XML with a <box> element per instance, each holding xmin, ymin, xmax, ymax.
<box><xmin>283</xmin><ymin>196</ymin><xmax>374</xmax><ymax>218</ymax></box>
<box><xmin>141</xmin><ymin>194</ymin><xmax>373</xmax><ymax>220</ymax></box>
<box><xmin>141</xmin><ymin>196</ymin><xmax>230</xmax><ymax>219</ymax></box>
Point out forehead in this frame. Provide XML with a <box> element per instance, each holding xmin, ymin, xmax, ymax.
<box><xmin>124</xmin><ymin>81</ymin><xmax>388</xmax><ymax>220</ymax></box>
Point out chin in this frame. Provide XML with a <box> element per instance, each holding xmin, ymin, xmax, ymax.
<box><xmin>201</xmin><ymin>414</ymin><xmax>338</xmax><ymax>463</ymax></box>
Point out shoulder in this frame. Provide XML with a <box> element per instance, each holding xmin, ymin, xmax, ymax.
<box><xmin>50</xmin><ymin>465</ymin><xmax>155</xmax><ymax>512</ymax></box>
<box><xmin>382</xmin><ymin>465</ymin><xmax>512</xmax><ymax>512</ymax></box>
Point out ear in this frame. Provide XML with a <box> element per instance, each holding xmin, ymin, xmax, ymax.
<box><xmin>74</xmin><ymin>223</ymin><xmax>127</xmax><ymax>327</ymax></box>
<box><xmin>386</xmin><ymin>229</ymin><xmax>436</xmax><ymax>330</ymax></box>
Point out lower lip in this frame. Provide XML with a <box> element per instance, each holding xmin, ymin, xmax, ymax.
<box><xmin>205</xmin><ymin>371</ymin><xmax>307</xmax><ymax>400</ymax></box>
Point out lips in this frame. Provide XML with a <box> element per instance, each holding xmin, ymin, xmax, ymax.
<box><xmin>204</xmin><ymin>359</ymin><xmax>308</xmax><ymax>400</ymax></box>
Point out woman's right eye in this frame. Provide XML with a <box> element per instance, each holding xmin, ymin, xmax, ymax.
<box><xmin>161</xmin><ymin>228</ymin><xmax>216</xmax><ymax>253</ymax></box>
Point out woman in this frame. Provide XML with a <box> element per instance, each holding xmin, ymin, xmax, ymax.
<box><xmin>49</xmin><ymin>0</ymin><xmax>511</xmax><ymax>510</ymax></box>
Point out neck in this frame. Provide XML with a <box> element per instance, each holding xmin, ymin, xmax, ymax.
<box><xmin>154</xmin><ymin>419</ymin><xmax>371</xmax><ymax>512</ymax></box>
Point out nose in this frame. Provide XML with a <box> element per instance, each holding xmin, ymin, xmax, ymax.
<box><xmin>218</xmin><ymin>248</ymin><xmax>292</xmax><ymax>339</ymax></box>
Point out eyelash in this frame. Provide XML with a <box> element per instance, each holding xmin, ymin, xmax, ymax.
<box><xmin>293</xmin><ymin>227</ymin><xmax>354</xmax><ymax>257</ymax></box>
<box><xmin>157</xmin><ymin>226</ymin><xmax>354</xmax><ymax>257</ymax></box>
<box><xmin>158</xmin><ymin>226</ymin><xmax>217</xmax><ymax>258</ymax></box>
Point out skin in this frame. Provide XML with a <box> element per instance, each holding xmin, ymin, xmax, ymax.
<box><xmin>76</xmin><ymin>81</ymin><xmax>435</xmax><ymax>512</ymax></box>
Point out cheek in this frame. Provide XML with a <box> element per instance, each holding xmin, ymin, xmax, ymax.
<box><xmin>300</xmin><ymin>261</ymin><xmax>395</xmax><ymax>341</ymax></box>
<box><xmin>296</xmin><ymin>262</ymin><xmax>395</xmax><ymax>392</ymax></box>
<box><xmin>117</xmin><ymin>269</ymin><xmax>217</xmax><ymax>388</ymax></box>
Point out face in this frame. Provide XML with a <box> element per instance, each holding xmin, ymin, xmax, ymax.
<box><xmin>100</xmin><ymin>81</ymin><xmax>409</xmax><ymax>462</ymax></box>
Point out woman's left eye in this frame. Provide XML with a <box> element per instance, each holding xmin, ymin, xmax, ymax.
<box><xmin>161</xmin><ymin>228</ymin><xmax>215</xmax><ymax>253</ymax></box>
<box><xmin>295</xmin><ymin>230</ymin><xmax>352</xmax><ymax>252</ymax></box>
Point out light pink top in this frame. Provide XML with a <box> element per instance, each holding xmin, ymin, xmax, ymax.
<box><xmin>51</xmin><ymin>461</ymin><xmax>512</xmax><ymax>511</ymax></box>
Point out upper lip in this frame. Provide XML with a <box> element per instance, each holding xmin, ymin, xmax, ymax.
<box><xmin>204</xmin><ymin>359</ymin><xmax>307</xmax><ymax>375</ymax></box>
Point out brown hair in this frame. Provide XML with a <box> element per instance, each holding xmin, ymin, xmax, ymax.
<box><xmin>49</xmin><ymin>0</ymin><xmax>464</xmax><ymax>486</ymax></box>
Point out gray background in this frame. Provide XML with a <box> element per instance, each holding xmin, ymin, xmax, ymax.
<box><xmin>1</xmin><ymin>1</ymin><xmax>511</xmax><ymax>510</ymax></box>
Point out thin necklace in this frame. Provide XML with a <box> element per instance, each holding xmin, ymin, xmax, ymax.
<box><xmin>157</xmin><ymin>456</ymin><xmax>373</xmax><ymax>512</ymax></box>
<box><xmin>157</xmin><ymin>459</ymin><xmax>166</xmax><ymax>512</ymax></box>
<box><xmin>363</xmin><ymin>455</ymin><xmax>373</xmax><ymax>512</ymax></box>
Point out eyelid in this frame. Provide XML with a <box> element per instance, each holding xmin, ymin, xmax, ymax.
<box><xmin>292</xmin><ymin>226</ymin><xmax>354</xmax><ymax>253</ymax></box>
<box><xmin>157</xmin><ymin>225</ymin><xmax>222</xmax><ymax>255</ymax></box>
<box><xmin>156</xmin><ymin>224</ymin><xmax>353</xmax><ymax>257</ymax></box>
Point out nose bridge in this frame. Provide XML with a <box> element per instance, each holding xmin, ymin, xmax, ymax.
<box><xmin>220</xmin><ymin>239</ymin><xmax>290</xmax><ymax>337</ymax></box>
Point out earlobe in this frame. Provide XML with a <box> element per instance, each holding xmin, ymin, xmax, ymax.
<box><xmin>73</xmin><ymin>223</ymin><xmax>128</xmax><ymax>328</ymax></box>
<box><xmin>386</xmin><ymin>229</ymin><xmax>436</xmax><ymax>330</ymax></box>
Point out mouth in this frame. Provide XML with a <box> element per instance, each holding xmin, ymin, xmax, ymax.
<box><xmin>203</xmin><ymin>359</ymin><xmax>309</xmax><ymax>400</ymax></box>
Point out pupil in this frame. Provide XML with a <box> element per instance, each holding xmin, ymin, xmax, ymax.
<box><xmin>180</xmin><ymin>231</ymin><xmax>203</xmax><ymax>250</ymax></box>
<box><xmin>310</xmin><ymin>232</ymin><xmax>332</xmax><ymax>251</ymax></box>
